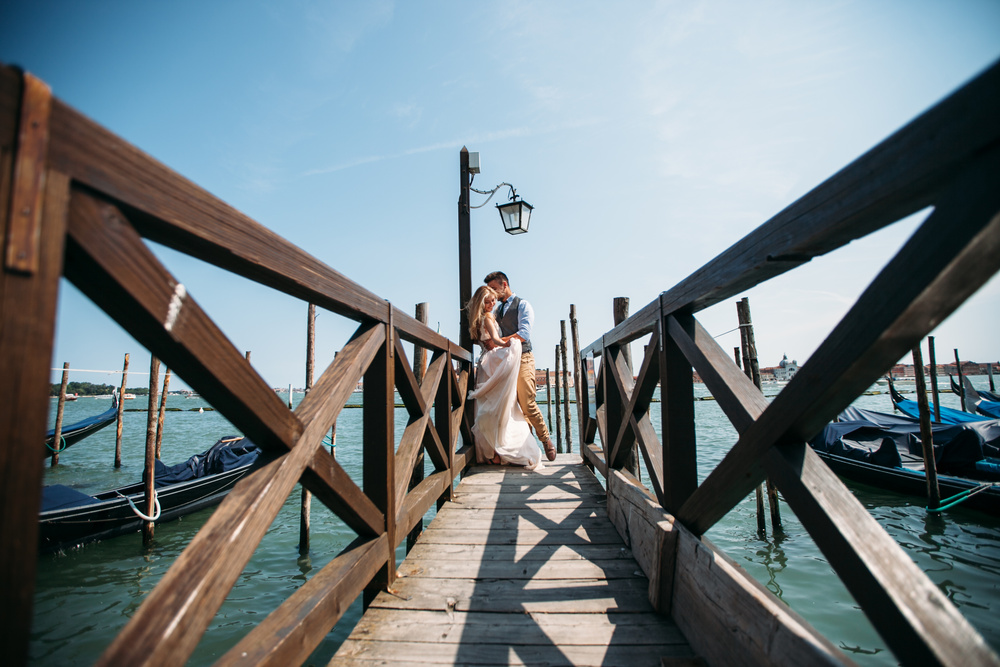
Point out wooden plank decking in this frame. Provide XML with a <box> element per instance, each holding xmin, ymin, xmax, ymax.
<box><xmin>331</xmin><ymin>454</ymin><xmax>698</xmax><ymax>666</ymax></box>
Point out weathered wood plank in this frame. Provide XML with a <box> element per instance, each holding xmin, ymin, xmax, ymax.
<box><xmin>0</xmin><ymin>168</ymin><xmax>68</xmax><ymax>667</ymax></box>
<box><xmin>333</xmin><ymin>460</ymin><xmax>696</xmax><ymax>666</ymax></box>
<box><xmin>605</xmin><ymin>470</ymin><xmax>677</xmax><ymax>614</ymax></box>
<box><xmin>398</xmin><ymin>557</ymin><xmax>643</xmax><ymax>581</ymax></box>
<box><xmin>4</xmin><ymin>72</ymin><xmax>50</xmax><ymax>273</ymax></box>
<box><xmin>405</xmin><ymin>542</ymin><xmax>634</xmax><ymax>562</ymax></box>
<box><xmin>333</xmin><ymin>638</ymin><xmax>693</xmax><ymax>666</ymax></box>
<box><xmin>659</xmin><ymin>310</ymin><xmax>697</xmax><ymax>513</ymax></box>
<box><xmin>394</xmin><ymin>470</ymin><xmax>450</xmax><ymax>543</ymax></box>
<box><xmin>671</xmin><ymin>516</ymin><xmax>848</xmax><ymax>667</ymax></box>
<box><xmin>346</xmin><ymin>609</ymin><xmax>688</xmax><ymax>646</ymax></box>
<box><xmin>416</xmin><ymin>526</ymin><xmax>626</xmax><ymax>547</ymax></box>
<box><xmin>365</xmin><ymin>576</ymin><xmax>656</xmax><ymax>614</ymax></box>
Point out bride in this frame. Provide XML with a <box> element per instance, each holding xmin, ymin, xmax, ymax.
<box><xmin>466</xmin><ymin>285</ymin><xmax>544</xmax><ymax>470</ymax></box>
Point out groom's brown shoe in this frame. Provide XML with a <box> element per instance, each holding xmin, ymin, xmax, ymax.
<box><xmin>544</xmin><ymin>440</ymin><xmax>556</xmax><ymax>461</ymax></box>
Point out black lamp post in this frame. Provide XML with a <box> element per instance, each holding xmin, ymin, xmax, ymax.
<box><xmin>457</xmin><ymin>146</ymin><xmax>532</xmax><ymax>351</ymax></box>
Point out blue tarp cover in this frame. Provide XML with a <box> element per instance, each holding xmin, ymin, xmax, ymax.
<box><xmin>811</xmin><ymin>407</ymin><xmax>1000</xmax><ymax>481</ymax></box>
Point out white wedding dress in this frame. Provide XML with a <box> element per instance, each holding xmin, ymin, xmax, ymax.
<box><xmin>468</xmin><ymin>322</ymin><xmax>543</xmax><ymax>470</ymax></box>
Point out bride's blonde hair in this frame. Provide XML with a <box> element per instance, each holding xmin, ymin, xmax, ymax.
<box><xmin>467</xmin><ymin>285</ymin><xmax>497</xmax><ymax>340</ymax></box>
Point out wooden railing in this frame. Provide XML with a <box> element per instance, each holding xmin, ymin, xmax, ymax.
<box><xmin>579</xmin><ymin>59</ymin><xmax>1000</xmax><ymax>666</ymax></box>
<box><xmin>0</xmin><ymin>63</ymin><xmax>475</xmax><ymax>666</ymax></box>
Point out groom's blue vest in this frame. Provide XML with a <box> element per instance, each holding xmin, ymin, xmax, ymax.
<box><xmin>496</xmin><ymin>296</ymin><xmax>531</xmax><ymax>353</ymax></box>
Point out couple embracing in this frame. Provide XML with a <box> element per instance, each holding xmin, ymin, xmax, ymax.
<box><xmin>466</xmin><ymin>271</ymin><xmax>557</xmax><ymax>471</ymax></box>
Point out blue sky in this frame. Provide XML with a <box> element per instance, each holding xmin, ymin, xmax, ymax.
<box><xmin>2</xmin><ymin>1</ymin><xmax>999</xmax><ymax>392</ymax></box>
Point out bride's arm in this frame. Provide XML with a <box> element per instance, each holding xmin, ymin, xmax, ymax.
<box><xmin>484</xmin><ymin>314</ymin><xmax>509</xmax><ymax>348</ymax></box>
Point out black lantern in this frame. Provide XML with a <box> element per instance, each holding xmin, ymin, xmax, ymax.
<box><xmin>496</xmin><ymin>197</ymin><xmax>533</xmax><ymax>235</ymax></box>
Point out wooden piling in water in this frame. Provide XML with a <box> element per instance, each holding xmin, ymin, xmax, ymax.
<box><xmin>928</xmin><ymin>336</ymin><xmax>941</xmax><ymax>423</ymax></box>
<box><xmin>407</xmin><ymin>303</ymin><xmax>428</xmax><ymax>553</ymax></box>
<box><xmin>554</xmin><ymin>345</ymin><xmax>562</xmax><ymax>453</ymax></box>
<box><xmin>913</xmin><ymin>344</ymin><xmax>940</xmax><ymax>510</ymax></box>
<box><xmin>299</xmin><ymin>304</ymin><xmax>315</xmax><ymax>555</ymax></box>
<box><xmin>559</xmin><ymin>319</ymin><xmax>572</xmax><ymax>454</ymax></box>
<box><xmin>154</xmin><ymin>368</ymin><xmax>170</xmax><ymax>459</ymax></box>
<box><xmin>115</xmin><ymin>352</ymin><xmax>129</xmax><ymax>468</ymax></box>
<box><xmin>143</xmin><ymin>356</ymin><xmax>160</xmax><ymax>546</ymax></box>
<box><xmin>570</xmin><ymin>305</ymin><xmax>583</xmax><ymax>444</ymax></box>
<box><xmin>50</xmin><ymin>362</ymin><xmax>70</xmax><ymax>466</ymax></box>
<box><xmin>544</xmin><ymin>368</ymin><xmax>552</xmax><ymax>431</ymax></box>
<box><xmin>954</xmin><ymin>349</ymin><xmax>968</xmax><ymax>412</ymax></box>
<box><xmin>737</xmin><ymin>297</ymin><xmax>781</xmax><ymax>533</ymax></box>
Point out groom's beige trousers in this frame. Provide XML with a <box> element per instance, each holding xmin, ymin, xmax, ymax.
<box><xmin>517</xmin><ymin>351</ymin><xmax>550</xmax><ymax>443</ymax></box>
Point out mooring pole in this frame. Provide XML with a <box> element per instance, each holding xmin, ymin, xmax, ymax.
<box><xmin>737</xmin><ymin>297</ymin><xmax>781</xmax><ymax>533</ymax></box>
<box><xmin>570</xmin><ymin>305</ymin><xmax>583</xmax><ymax>450</ymax></box>
<box><xmin>913</xmin><ymin>345</ymin><xmax>940</xmax><ymax>510</ymax></box>
<box><xmin>554</xmin><ymin>345</ymin><xmax>563</xmax><ymax>453</ymax></box>
<box><xmin>143</xmin><ymin>356</ymin><xmax>161</xmax><ymax>547</ymax></box>
<box><xmin>50</xmin><ymin>362</ymin><xmax>70</xmax><ymax>467</ymax></box>
<box><xmin>560</xmin><ymin>319</ymin><xmax>572</xmax><ymax>454</ymax></box>
<box><xmin>954</xmin><ymin>349</ymin><xmax>967</xmax><ymax>412</ymax></box>
<box><xmin>545</xmin><ymin>368</ymin><xmax>553</xmax><ymax>432</ymax></box>
<box><xmin>927</xmin><ymin>337</ymin><xmax>941</xmax><ymax>423</ymax></box>
<box><xmin>115</xmin><ymin>352</ymin><xmax>129</xmax><ymax>468</ymax></box>
<box><xmin>299</xmin><ymin>303</ymin><xmax>315</xmax><ymax>555</ymax></box>
<box><xmin>155</xmin><ymin>368</ymin><xmax>170</xmax><ymax>459</ymax></box>
<box><xmin>407</xmin><ymin>303</ymin><xmax>429</xmax><ymax>553</ymax></box>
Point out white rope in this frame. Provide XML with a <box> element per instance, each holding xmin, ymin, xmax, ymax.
<box><xmin>119</xmin><ymin>488</ymin><xmax>161</xmax><ymax>522</ymax></box>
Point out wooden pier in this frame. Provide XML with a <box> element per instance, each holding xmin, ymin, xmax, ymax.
<box><xmin>3</xmin><ymin>58</ymin><xmax>1000</xmax><ymax>666</ymax></box>
<box><xmin>332</xmin><ymin>455</ymin><xmax>695</xmax><ymax>665</ymax></box>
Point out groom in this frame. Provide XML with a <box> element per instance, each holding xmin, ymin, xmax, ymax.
<box><xmin>484</xmin><ymin>271</ymin><xmax>557</xmax><ymax>461</ymax></box>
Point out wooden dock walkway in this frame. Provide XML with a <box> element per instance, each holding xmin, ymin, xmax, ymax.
<box><xmin>331</xmin><ymin>454</ymin><xmax>698</xmax><ymax>666</ymax></box>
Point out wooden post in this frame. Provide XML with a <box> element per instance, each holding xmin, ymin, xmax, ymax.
<box><xmin>554</xmin><ymin>345</ymin><xmax>562</xmax><ymax>453</ymax></box>
<box><xmin>570</xmin><ymin>305</ymin><xmax>583</xmax><ymax>447</ymax></box>
<box><xmin>613</xmin><ymin>297</ymin><xmax>639</xmax><ymax>477</ymax></box>
<box><xmin>927</xmin><ymin>336</ymin><xmax>941</xmax><ymax>423</ymax></box>
<box><xmin>734</xmin><ymin>347</ymin><xmax>742</xmax><ymax>369</ymax></box>
<box><xmin>50</xmin><ymin>362</ymin><xmax>70</xmax><ymax>466</ymax></box>
<box><xmin>154</xmin><ymin>368</ymin><xmax>170</xmax><ymax>459</ymax></box>
<box><xmin>545</xmin><ymin>368</ymin><xmax>553</xmax><ymax>432</ymax></box>
<box><xmin>299</xmin><ymin>303</ymin><xmax>315</xmax><ymax>555</ymax></box>
<box><xmin>954</xmin><ymin>349</ymin><xmax>967</xmax><ymax>412</ymax></box>
<box><xmin>407</xmin><ymin>303</ymin><xmax>428</xmax><ymax>553</ymax></box>
<box><xmin>143</xmin><ymin>356</ymin><xmax>160</xmax><ymax>547</ymax></box>
<box><xmin>736</xmin><ymin>303</ymin><xmax>766</xmax><ymax>535</ymax></box>
<box><xmin>913</xmin><ymin>345</ymin><xmax>941</xmax><ymax>510</ymax></box>
<box><xmin>362</xmin><ymin>307</ymin><xmax>395</xmax><ymax>608</ymax></box>
<box><xmin>990</xmin><ymin>362</ymin><xmax>996</xmax><ymax>392</ymax></box>
<box><xmin>115</xmin><ymin>352</ymin><xmax>129</xmax><ymax>468</ymax></box>
<box><xmin>560</xmin><ymin>319</ymin><xmax>572</xmax><ymax>454</ymax></box>
<box><xmin>737</xmin><ymin>297</ymin><xmax>781</xmax><ymax>533</ymax></box>
<box><xmin>458</xmin><ymin>147</ymin><xmax>473</xmax><ymax>353</ymax></box>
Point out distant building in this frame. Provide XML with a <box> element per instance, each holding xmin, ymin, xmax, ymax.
<box><xmin>773</xmin><ymin>355</ymin><xmax>799</xmax><ymax>382</ymax></box>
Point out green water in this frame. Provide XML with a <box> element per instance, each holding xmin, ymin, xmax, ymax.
<box><xmin>30</xmin><ymin>381</ymin><xmax>1000</xmax><ymax>664</ymax></box>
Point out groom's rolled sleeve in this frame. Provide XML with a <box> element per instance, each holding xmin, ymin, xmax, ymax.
<box><xmin>517</xmin><ymin>300</ymin><xmax>534</xmax><ymax>342</ymax></box>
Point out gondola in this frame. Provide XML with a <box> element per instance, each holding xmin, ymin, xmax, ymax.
<box><xmin>887</xmin><ymin>378</ymin><xmax>987</xmax><ymax>424</ymax></box>
<box><xmin>950</xmin><ymin>375</ymin><xmax>1000</xmax><ymax>419</ymax></box>
<box><xmin>39</xmin><ymin>436</ymin><xmax>261</xmax><ymax>553</ymax></box>
<box><xmin>45</xmin><ymin>390</ymin><xmax>120</xmax><ymax>456</ymax></box>
<box><xmin>810</xmin><ymin>406</ymin><xmax>1000</xmax><ymax>514</ymax></box>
